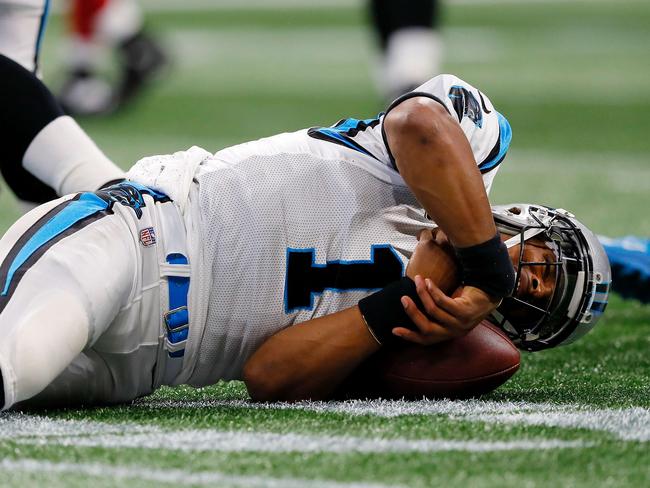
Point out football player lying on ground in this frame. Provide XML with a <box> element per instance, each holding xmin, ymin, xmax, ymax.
<box><xmin>0</xmin><ymin>48</ymin><xmax>639</xmax><ymax>315</ymax></box>
<box><xmin>0</xmin><ymin>175</ymin><xmax>609</xmax><ymax>409</ymax></box>
<box><xmin>0</xmin><ymin>52</ymin><xmax>514</xmax><ymax>323</ymax></box>
<box><xmin>0</xmin><ymin>55</ymin><xmax>608</xmax><ymax>408</ymax></box>
<box><xmin>0</xmin><ymin>62</ymin><xmax>514</xmax><ymax>403</ymax></box>
<box><xmin>0</xmin><ymin>176</ymin><xmax>609</xmax><ymax>407</ymax></box>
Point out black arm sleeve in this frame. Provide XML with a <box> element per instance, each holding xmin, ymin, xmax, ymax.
<box><xmin>0</xmin><ymin>54</ymin><xmax>60</xmax><ymax>203</ymax></box>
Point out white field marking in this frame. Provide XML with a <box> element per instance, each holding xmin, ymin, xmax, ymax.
<box><xmin>500</xmin><ymin>150</ymin><xmax>650</xmax><ymax>193</ymax></box>
<box><xmin>161</xmin><ymin>28</ymin><xmax>499</xmax><ymax>88</ymax></box>
<box><xmin>157</xmin><ymin>27</ymin><xmax>646</xmax><ymax>101</ymax></box>
<box><xmin>476</xmin><ymin>409</ymin><xmax>650</xmax><ymax>443</ymax></box>
<box><xmin>0</xmin><ymin>414</ymin><xmax>152</xmax><ymax>439</ymax></box>
<box><xmin>133</xmin><ymin>398</ymin><xmax>650</xmax><ymax>442</ymax></box>
<box><xmin>0</xmin><ymin>413</ymin><xmax>586</xmax><ymax>453</ymax></box>
<box><xmin>0</xmin><ymin>459</ymin><xmax>393</xmax><ymax>488</ymax></box>
<box><xmin>129</xmin><ymin>0</ymin><xmax>646</xmax><ymax>12</ymax></box>
<box><xmin>507</xmin><ymin>150</ymin><xmax>650</xmax><ymax>171</ymax></box>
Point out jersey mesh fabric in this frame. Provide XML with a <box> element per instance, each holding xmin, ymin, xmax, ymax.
<box><xmin>123</xmin><ymin>72</ymin><xmax>504</xmax><ymax>386</ymax></box>
<box><xmin>185</xmin><ymin>152</ymin><xmax>430</xmax><ymax>386</ymax></box>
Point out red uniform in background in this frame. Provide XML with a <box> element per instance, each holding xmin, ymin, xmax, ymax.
<box><xmin>59</xmin><ymin>0</ymin><xmax>167</xmax><ymax>116</ymax></box>
<box><xmin>70</xmin><ymin>0</ymin><xmax>109</xmax><ymax>40</ymax></box>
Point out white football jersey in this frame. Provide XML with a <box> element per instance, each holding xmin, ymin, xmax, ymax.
<box><xmin>127</xmin><ymin>74</ymin><xmax>511</xmax><ymax>387</ymax></box>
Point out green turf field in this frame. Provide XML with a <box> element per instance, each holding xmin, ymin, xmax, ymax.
<box><xmin>1</xmin><ymin>0</ymin><xmax>650</xmax><ymax>486</ymax></box>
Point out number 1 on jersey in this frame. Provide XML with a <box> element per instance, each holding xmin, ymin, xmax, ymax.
<box><xmin>284</xmin><ymin>244</ymin><xmax>404</xmax><ymax>313</ymax></box>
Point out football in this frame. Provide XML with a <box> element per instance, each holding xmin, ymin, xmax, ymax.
<box><xmin>337</xmin><ymin>320</ymin><xmax>521</xmax><ymax>400</ymax></box>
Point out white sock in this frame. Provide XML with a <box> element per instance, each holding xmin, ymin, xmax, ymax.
<box><xmin>96</xmin><ymin>0</ymin><xmax>143</xmax><ymax>44</ymax></box>
<box><xmin>381</xmin><ymin>28</ymin><xmax>442</xmax><ymax>99</ymax></box>
<box><xmin>64</xmin><ymin>35</ymin><xmax>106</xmax><ymax>71</ymax></box>
<box><xmin>22</xmin><ymin>116</ymin><xmax>125</xmax><ymax>196</ymax></box>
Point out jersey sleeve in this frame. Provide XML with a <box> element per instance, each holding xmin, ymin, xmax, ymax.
<box><xmin>384</xmin><ymin>74</ymin><xmax>512</xmax><ymax>192</ymax></box>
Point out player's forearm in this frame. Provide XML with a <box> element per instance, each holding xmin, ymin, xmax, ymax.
<box><xmin>384</xmin><ymin>97</ymin><xmax>496</xmax><ymax>248</ymax></box>
<box><xmin>243</xmin><ymin>307</ymin><xmax>380</xmax><ymax>401</ymax></box>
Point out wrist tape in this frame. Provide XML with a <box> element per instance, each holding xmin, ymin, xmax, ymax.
<box><xmin>358</xmin><ymin>277</ymin><xmax>422</xmax><ymax>346</ymax></box>
<box><xmin>455</xmin><ymin>233</ymin><xmax>516</xmax><ymax>298</ymax></box>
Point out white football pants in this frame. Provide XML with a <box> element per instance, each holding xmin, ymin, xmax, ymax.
<box><xmin>0</xmin><ymin>187</ymin><xmax>180</xmax><ymax>409</ymax></box>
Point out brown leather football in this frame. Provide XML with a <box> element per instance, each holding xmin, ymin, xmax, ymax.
<box><xmin>336</xmin><ymin>320</ymin><xmax>520</xmax><ymax>400</ymax></box>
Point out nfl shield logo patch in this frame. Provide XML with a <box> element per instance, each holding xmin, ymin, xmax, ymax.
<box><xmin>140</xmin><ymin>227</ymin><xmax>157</xmax><ymax>247</ymax></box>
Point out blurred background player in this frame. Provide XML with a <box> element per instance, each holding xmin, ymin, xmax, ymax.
<box><xmin>60</xmin><ymin>0</ymin><xmax>429</xmax><ymax>114</ymax></box>
<box><xmin>46</xmin><ymin>0</ymin><xmax>433</xmax><ymax>115</ymax></box>
<box><xmin>0</xmin><ymin>0</ymin><xmax>51</xmax><ymax>75</ymax></box>
<box><xmin>369</xmin><ymin>0</ymin><xmax>441</xmax><ymax>101</ymax></box>
<box><xmin>58</xmin><ymin>0</ymin><xmax>167</xmax><ymax>116</ymax></box>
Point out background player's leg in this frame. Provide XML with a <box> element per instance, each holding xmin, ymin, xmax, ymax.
<box><xmin>600</xmin><ymin>235</ymin><xmax>650</xmax><ymax>304</ymax></box>
<box><xmin>0</xmin><ymin>52</ymin><xmax>57</xmax><ymax>203</ymax></box>
<box><xmin>0</xmin><ymin>54</ymin><xmax>124</xmax><ymax>205</ymax></box>
<box><xmin>0</xmin><ymin>0</ymin><xmax>49</xmax><ymax>74</ymax></box>
<box><xmin>60</xmin><ymin>0</ymin><xmax>167</xmax><ymax>116</ymax></box>
<box><xmin>0</xmin><ymin>362</ymin><xmax>4</xmax><ymax>407</ymax></box>
<box><xmin>369</xmin><ymin>0</ymin><xmax>441</xmax><ymax>101</ymax></box>
<box><xmin>58</xmin><ymin>0</ymin><xmax>114</xmax><ymax>115</ymax></box>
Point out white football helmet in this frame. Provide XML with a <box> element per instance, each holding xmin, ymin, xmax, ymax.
<box><xmin>491</xmin><ymin>204</ymin><xmax>611</xmax><ymax>351</ymax></box>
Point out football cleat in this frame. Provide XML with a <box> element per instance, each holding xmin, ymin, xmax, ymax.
<box><xmin>58</xmin><ymin>68</ymin><xmax>116</xmax><ymax>116</ymax></box>
<box><xmin>58</xmin><ymin>32</ymin><xmax>167</xmax><ymax>117</ymax></box>
<box><xmin>490</xmin><ymin>204</ymin><xmax>611</xmax><ymax>351</ymax></box>
<box><xmin>115</xmin><ymin>31</ymin><xmax>168</xmax><ymax>108</ymax></box>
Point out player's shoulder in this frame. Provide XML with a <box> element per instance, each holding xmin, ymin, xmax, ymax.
<box><xmin>389</xmin><ymin>74</ymin><xmax>495</xmax><ymax>127</ymax></box>
<box><xmin>400</xmin><ymin>74</ymin><xmax>512</xmax><ymax>174</ymax></box>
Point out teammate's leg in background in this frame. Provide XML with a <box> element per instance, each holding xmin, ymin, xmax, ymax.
<box><xmin>0</xmin><ymin>54</ymin><xmax>124</xmax><ymax>207</ymax></box>
<box><xmin>369</xmin><ymin>0</ymin><xmax>441</xmax><ymax>101</ymax></box>
<box><xmin>0</xmin><ymin>0</ymin><xmax>50</xmax><ymax>74</ymax></box>
<box><xmin>59</xmin><ymin>0</ymin><xmax>167</xmax><ymax>116</ymax></box>
<box><xmin>600</xmin><ymin>235</ymin><xmax>650</xmax><ymax>304</ymax></box>
<box><xmin>0</xmin><ymin>364</ymin><xmax>4</xmax><ymax>408</ymax></box>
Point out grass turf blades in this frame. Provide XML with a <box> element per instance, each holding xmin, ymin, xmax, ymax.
<box><xmin>1</xmin><ymin>0</ymin><xmax>649</xmax><ymax>486</ymax></box>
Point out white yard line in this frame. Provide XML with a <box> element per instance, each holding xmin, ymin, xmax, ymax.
<box><xmin>0</xmin><ymin>458</ymin><xmax>394</xmax><ymax>488</ymax></box>
<box><xmin>146</xmin><ymin>27</ymin><xmax>643</xmax><ymax>102</ymax></box>
<box><xmin>134</xmin><ymin>398</ymin><xmax>650</xmax><ymax>442</ymax></box>
<box><xmin>0</xmin><ymin>413</ymin><xmax>587</xmax><ymax>453</ymax></box>
<box><xmin>475</xmin><ymin>409</ymin><xmax>650</xmax><ymax>443</ymax></box>
<box><xmin>133</xmin><ymin>0</ymin><xmax>643</xmax><ymax>11</ymax></box>
<box><xmin>0</xmin><ymin>414</ymin><xmax>150</xmax><ymax>439</ymax></box>
<box><xmin>48</xmin><ymin>0</ymin><xmax>643</xmax><ymax>13</ymax></box>
<box><xmin>19</xmin><ymin>430</ymin><xmax>591</xmax><ymax>454</ymax></box>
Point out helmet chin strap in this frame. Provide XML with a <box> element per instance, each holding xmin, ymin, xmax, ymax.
<box><xmin>503</xmin><ymin>227</ymin><xmax>546</xmax><ymax>249</ymax></box>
